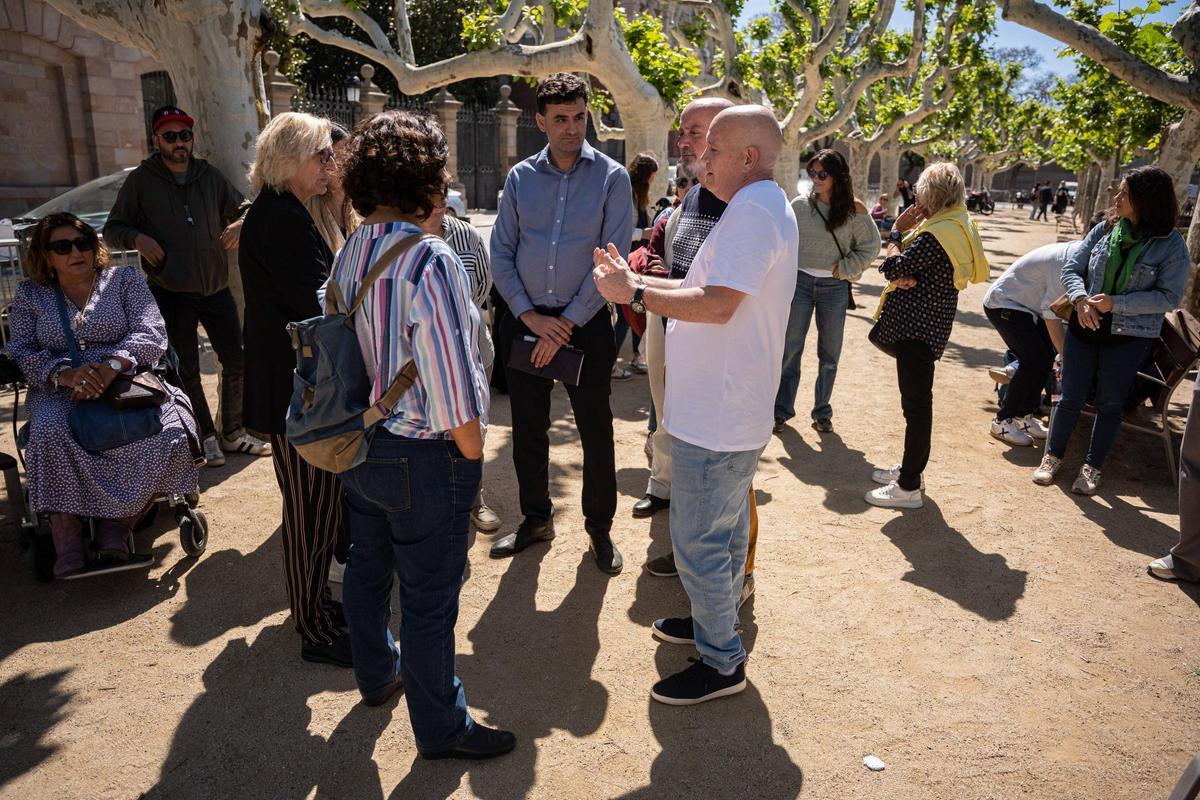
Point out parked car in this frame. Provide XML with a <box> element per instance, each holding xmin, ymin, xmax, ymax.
<box><xmin>446</xmin><ymin>187</ymin><xmax>467</xmax><ymax>218</ymax></box>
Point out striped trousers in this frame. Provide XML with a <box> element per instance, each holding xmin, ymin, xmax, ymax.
<box><xmin>269</xmin><ymin>434</ymin><xmax>345</xmax><ymax>646</ymax></box>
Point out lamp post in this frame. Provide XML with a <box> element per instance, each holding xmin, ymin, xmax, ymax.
<box><xmin>346</xmin><ymin>75</ymin><xmax>361</xmax><ymax>125</ymax></box>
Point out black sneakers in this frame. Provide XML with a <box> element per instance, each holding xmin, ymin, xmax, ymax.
<box><xmin>300</xmin><ymin>631</ymin><xmax>354</xmax><ymax>668</ymax></box>
<box><xmin>651</xmin><ymin>658</ymin><xmax>747</xmax><ymax>706</ymax></box>
<box><xmin>651</xmin><ymin>617</ymin><xmax>695</xmax><ymax>645</ymax></box>
<box><xmin>420</xmin><ymin>723</ymin><xmax>517</xmax><ymax>760</ymax></box>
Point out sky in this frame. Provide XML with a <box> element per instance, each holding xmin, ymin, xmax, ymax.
<box><xmin>735</xmin><ymin>0</ymin><xmax>1181</xmax><ymax>81</ymax></box>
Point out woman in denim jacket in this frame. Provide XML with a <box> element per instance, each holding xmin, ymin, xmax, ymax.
<box><xmin>1034</xmin><ymin>166</ymin><xmax>1190</xmax><ymax>494</ymax></box>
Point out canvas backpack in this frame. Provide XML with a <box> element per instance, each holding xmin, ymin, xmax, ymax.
<box><xmin>284</xmin><ymin>233</ymin><xmax>436</xmax><ymax>473</ymax></box>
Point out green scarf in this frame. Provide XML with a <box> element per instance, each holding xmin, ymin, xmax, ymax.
<box><xmin>1103</xmin><ymin>218</ymin><xmax>1146</xmax><ymax>296</ymax></box>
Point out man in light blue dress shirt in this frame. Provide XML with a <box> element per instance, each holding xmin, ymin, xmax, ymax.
<box><xmin>488</xmin><ymin>72</ymin><xmax>634</xmax><ymax>574</ymax></box>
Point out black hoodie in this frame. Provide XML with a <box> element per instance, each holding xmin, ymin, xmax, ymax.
<box><xmin>104</xmin><ymin>155</ymin><xmax>244</xmax><ymax>297</ymax></box>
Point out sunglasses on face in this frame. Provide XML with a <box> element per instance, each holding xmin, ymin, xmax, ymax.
<box><xmin>47</xmin><ymin>237</ymin><xmax>96</xmax><ymax>256</ymax></box>
<box><xmin>158</xmin><ymin>130</ymin><xmax>193</xmax><ymax>144</ymax></box>
<box><xmin>317</xmin><ymin>147</ymin><xmax>335</xmax><ymax>165</ymax></box>
<box><xmin>807</xmin><ymin>168</ymin><xmax>830</xmax><ymax>180</ymax></box>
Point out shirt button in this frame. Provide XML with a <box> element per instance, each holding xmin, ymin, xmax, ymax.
<box><xmin>556</xmin><ymin>219</ymin><xmax>561</xmax><ymax>223</ymax></box>
<box><xmin>549</xmin><ymin>265</ymin><xmax>554</xmax><ymax>270</ymax></box>
<box><xmin>548</xmin><ymin>288</ymin><xmax>554</xmax><ymax>294</ymax></box>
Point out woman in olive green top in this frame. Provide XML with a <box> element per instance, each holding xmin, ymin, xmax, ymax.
<box><xmin>774</xmin><ymin>149</ymin><xmax>882</xmax><ymax>432</ymax></box>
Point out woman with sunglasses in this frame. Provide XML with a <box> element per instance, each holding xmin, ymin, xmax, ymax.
<box><xmin>239</xmin><ymin>112</ymin><xmax>353</xmax><ymax>667</ymax></box>
<box><xmin>7</xmin><ymin>213</ymin><xmax>199</xmax><ymax>576</ymax></box>
<box><xmin>774</xmin><ymin>149</ymin><xmax>881</xmax><ymax>433</ymax></box>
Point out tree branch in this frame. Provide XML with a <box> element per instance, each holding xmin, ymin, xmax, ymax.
<box><xmin>999</xmin><ymin>0</ymin><xmax>1200</xmax><ymax>109</ymax></box>
<box><xmin>393</xmin><ymin>0</ymin><xmax>416</xmax><ymax>64</ymax></box>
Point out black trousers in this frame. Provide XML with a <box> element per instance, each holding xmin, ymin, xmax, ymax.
<box><xmin>269</xmin><ymin>434</ymin><xmax>345</xmax><ymax>646</ymax></box>
<box><xmin>985</xmin><ymin>305</ymin><xmax>1056</xmax><ymax>421</ymax></box>
<box><xmin>894</xmin><ymin>340</ymin><xmax>936</xmax><ymax>492</ymax></box>
<box><xmin>149</xmin><ymin>285</ymin><xmax>244</xmax><ymax>439</ymax></box>
<box><xmin>500</xmin><ymin>306</ymin><xmax>617</xmax><ymax>531</ymax></box>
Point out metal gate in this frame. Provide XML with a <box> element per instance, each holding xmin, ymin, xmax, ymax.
<box><xmin>457</xmin><ymin>104</ymin><xmax>499</xmax><ymax>210</ymax></box>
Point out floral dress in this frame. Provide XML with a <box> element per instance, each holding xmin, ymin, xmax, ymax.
<box><xmin>6</xmin><ymin>266</ymin><xmax>199</xmax><ymax>518</ymax></box>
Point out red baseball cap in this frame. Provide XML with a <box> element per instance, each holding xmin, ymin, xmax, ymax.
<box><xmin>152</xmin><ymin>105</ymin><xmax>195</xmax><ymax>132</ymax></box>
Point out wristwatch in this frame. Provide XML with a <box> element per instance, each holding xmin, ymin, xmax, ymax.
<box><xmin>630</xmin><ymin>286</ymin><xmax>647</xmax><ymax>315</ymax></box>
<box><xmin>106</xmin><ymin>357</ymin><xmax>124</xmax><ymax>373</ymax></box>
<box><xmin>887</xmin><ymin>229</ymin><xmax>904</xmax><ymax>244</ymax></box>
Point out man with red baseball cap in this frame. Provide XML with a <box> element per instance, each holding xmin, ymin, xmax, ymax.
<box><xmin>105</xmin><ymin>106</ymin><xmax>270</xmax><ymax>466</ymax></box>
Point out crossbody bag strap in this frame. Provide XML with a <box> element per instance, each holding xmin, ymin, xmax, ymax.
<box><xmin>812</xmin><ymin>205</ymin><xmax>847</xmax><ymax>261</ymax></box>
<box><xmin>52</xmin><ymin>285</ymin><xmax>82</xmax><ymax>368</ymax></box>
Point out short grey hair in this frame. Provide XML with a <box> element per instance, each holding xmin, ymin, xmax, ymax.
<box><xmin>915</xmin><ymin>162</ymin><xmax>965</xmax><ymax>213</ymax></box>
<box><xmin>248</xmin><ymin>112</ymin><xmax>332</xmax><ymax>194</ymax></box>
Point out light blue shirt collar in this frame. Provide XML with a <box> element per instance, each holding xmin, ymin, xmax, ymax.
<box><xmin>534</xmin><ymin>140</ymin><xmax>597</xmax><ymax>174</ymax></box>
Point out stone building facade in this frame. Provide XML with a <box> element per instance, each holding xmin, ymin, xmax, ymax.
<box><xmin>0</xmin><ymin>0</ymin><xmax>162</xmax><ymax>217</ymax></box>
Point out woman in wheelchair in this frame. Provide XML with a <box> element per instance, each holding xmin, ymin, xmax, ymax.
<box><xmin>7</xmin><ymin>213</ymin><xmax>200</xmax><ymax>576</ymax></box>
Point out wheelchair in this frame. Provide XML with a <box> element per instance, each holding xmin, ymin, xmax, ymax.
<box><xmin>0</xmin><ymin>350</ymin><xmax>209</xmax><ymax>582</ymax></box>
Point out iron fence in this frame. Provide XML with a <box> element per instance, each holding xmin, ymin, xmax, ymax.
<box><xmin>291</xmin><ymin>85</ymin><xmax>359</xmax><ymax>129</ymax></box>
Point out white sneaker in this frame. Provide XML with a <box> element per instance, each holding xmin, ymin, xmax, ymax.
<box><xmin>871</xmin><ymin>465</ymin><xmax>924</xmax><ymax>489</ymax></box>
<box><xmin>1071</xmin><ymin>463</ymin><xmax>1101</xmax><ymax>495</ymax></box>
<box><xmin>328</xmin><ymin>556</ymin><xmax>346</xmax><ymax>584</ymax></box>
<box><xmin>988</xmin><ymin>363</ymin><xmax>1018</xmax><ymax>385</ymax></box>
<box><xmin>202</xmin><ymin>435</ymin><xmax>226</xmax><ymax>467</ymax></box>
<box><xmin>865</xmin><ymin>482</ymin><xmax>924</xmax><ymax>509</ymax></box>
<box><xmin>1018</xmin><ymin>414</ymin><xmax>1049</xmax><ymax>440</ymax></box>
<box><xmin>991</xmin><ymin>417</ymin><xmax>1034</xmax><ymax>446</ymax></box>
<box><xmin>1032</xmin><ymin>452</ymin><xmax>1062</xmax><ymax>485</ymax></box>
<box><xmin>1147</xmin><ymin>555</ymin><xmax>1179</xmax><ymax>581</ymax></box>
<box><xmin>220</xmin><ymin>432</ymin><xmax>272</xmax><ymax>456</ymax></box>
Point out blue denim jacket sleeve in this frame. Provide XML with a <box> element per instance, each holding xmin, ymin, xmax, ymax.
<box><xmin>1111</xmin><ymin>231</ymin><xmax>1190</xmax><ymax>318</ymax></box>
<box><xmin>1062</xmin><ymin>221</ymin><xmax>1106</xmax><ymax>301</ymax></box>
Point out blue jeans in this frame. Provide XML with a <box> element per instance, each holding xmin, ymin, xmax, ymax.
<box><xmin>774</xmin><ymin>272</ymin><xmax>850</xmax><ymax>424</ymax></box>
<box><xmin>669</xmin><ymin>435</ymin><xmax>762</xmax><ymax>671</ymax></box>
<box><xmin>1048</xmin><ymin>328</ymin><xmax>1152</xmax><ymax>469</ymax></box>
<box><xmin>340</xmin><ymin>432</ymin><xmax>481</xmax><ymax>753</ymax></box>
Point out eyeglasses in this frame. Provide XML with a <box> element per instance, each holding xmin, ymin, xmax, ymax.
<box><xmin>158</xmin><ymin>130</ymin><xmax>193</xmax><ymax>144</ymax></box>
<box><xmin>807</xmin><ymin>168</ymin><xmax>830</xmax><ymax>181</ymax></box>
<box><xmin>47</xmin><ymin>237</ymin><xmax>96</xmax><ymax>256</ymax></box>
<box><xmin>317</xmin><ymin>147</ymin><xmax>335</xmax><ymax>165</ymax></box>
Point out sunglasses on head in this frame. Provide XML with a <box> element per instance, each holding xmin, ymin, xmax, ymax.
<box><xmin>807</xmin><ymin>168</ymin><xmax>830</xmax><ymax>181</ymax></box>
<box><xmin>47</xmin><ymin>237</ymin><xmax>96</xmax><ymax>256</ymax></box>
<box><xmin>317</xmin><ymin>147</ymin><xmax>335</xmax><ymax>165</ymax></box>
<box><xmin>158</xmin><ymin>130</ymin><xmax>193</xmax><ymax>144</ymax></box>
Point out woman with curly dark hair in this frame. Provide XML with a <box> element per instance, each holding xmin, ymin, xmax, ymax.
<box><xmin>1035</xmin><ymin>165</ymin><xmax>1190</xmax><ymax>494</ymax></box>
<box><xmin>331</xmin><ymin>109</ymin><xmax>513</xmax><ymax>760</ymax></box>
<box><xmin>774</xmin><ymin>148</ymin><xmax>881</xmax><ymax>433</ymax></box>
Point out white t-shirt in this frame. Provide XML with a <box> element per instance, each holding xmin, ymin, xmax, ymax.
<box><xmin>662</xmin><ymin>180</ymin><xmax>799</xmax><ymax>452</ymax></box>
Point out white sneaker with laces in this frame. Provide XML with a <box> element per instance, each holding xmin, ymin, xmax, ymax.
<box><xmin>991</xmin><ymin>417</ymin><xmax>1034</xmax><ymax>446</ymax></box>
<box><xmin>1032</xmin><ymin>452</ymin><xmax>1062</xmax><ymax>485</ymax></box>
<box><xmin>202</xmin><ymin>435</ymin><xmax>226</xmax><ymax>467</ymax></box>
<box><xmin>1071</xmin><ymin>463</ymin><xmax>1102</xmax><ymax>495</ymax></box>
<box><xmin>870</xmin><ymin>465</ymin><xmax>924</xmax><ymax>489</ymax></box>
<box><xmin>328</xmin><ymin>556</ymin><xmax>346</xmax><ymax>585</ymax></box>
<box><xmin>220</xmin><ymin>432</ymin><xmax>272</xmax><ymax>456</ymax></box>
<box><xmin>865</xmin><ymin>481</ymin><xmax>924</xmax><ymax>509</ymax></box>
<box><xmin>1018</xmin><ymin>414</ymin><xmax>1049</xmax><ymax>440</ymax></box>
<box><xmin>1147</xmin><ymin>555</ymin><xmax>1179</xmax><ymax>581</ymax></box>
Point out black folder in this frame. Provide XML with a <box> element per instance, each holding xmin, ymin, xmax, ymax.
<box><xmin>507</xmin><ymin>336</ymin><xmax>585</xmax><ymax>385</ymax></box>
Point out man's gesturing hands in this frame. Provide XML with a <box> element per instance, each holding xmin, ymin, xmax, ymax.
<box><xmin>592</xmin><ymin>244</ymin><xmax>639</xmax><ymax>304</ymax></box>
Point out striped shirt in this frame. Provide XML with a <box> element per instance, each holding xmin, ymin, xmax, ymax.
<box><xmin>329</xmin><ymin>221</ymin><xmax>488</xmax><ymax>439</ymax></box>
<box><xmin>442</xmin><ymin>214</ymin><xmax>492</xmax><ymax>308</ymax></box>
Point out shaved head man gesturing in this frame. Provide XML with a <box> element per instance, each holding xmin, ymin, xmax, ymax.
<box><xmin>594</xmin><ymin>104</ymin><xmax>799</xmax><ymax>706</ymax></box>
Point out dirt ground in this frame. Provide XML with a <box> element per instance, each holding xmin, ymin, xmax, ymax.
<box><xmin>0</xmin><ymin>206</ymin><xmax>1197</xmax><ymax>800</ymax></box>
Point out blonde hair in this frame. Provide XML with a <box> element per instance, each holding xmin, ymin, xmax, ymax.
<box><xmin>306</xmin><ymin>193</ymin><xmax>362</xmax><ymax>254</ymax></box>
<box><xmin>915</xmin><ymin>162</ymin><xmax>965</xmax><ymax>213</ymax></box>
<box><xmin>248</xmin><ymin>112</ymin><xmax>332</xmax><ymax>194</ymax></box>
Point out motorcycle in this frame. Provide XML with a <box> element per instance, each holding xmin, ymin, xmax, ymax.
<box><xmin>967</xmin><ymin>189</ymin><xmax>995</xmax><ymax>215</ymax></box>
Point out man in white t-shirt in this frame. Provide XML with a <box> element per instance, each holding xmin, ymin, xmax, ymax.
<box><xmin>593</xmin><ymin>105</ymin><xmax>798</xmax><ymax>705</ymax></box>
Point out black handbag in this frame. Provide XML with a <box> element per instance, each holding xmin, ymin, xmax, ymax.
<box><xmin>54</xmin><ymin>285</ymin><xmax>163</xmax><ymax>452</ymax></box>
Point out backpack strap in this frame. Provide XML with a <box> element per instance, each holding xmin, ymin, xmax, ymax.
<box><xmin>348</xmin><ymin>233</ymin><xmax>440</xmax><ymax>319</ymax></box>
<box><xmin>350</xmin><ymin>231</ymin><xmax>441</xmax><ymax>427</ymax></box>
<box><xmin>363</xmin><ymin>360</ymin><xmax>418</xmax><ymax>427</ymax></box>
